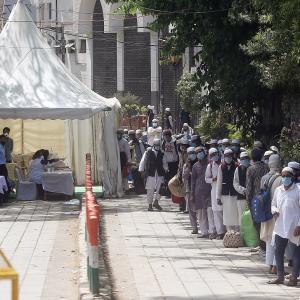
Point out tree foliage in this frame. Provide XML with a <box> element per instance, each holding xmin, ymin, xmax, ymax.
<box><xmin>116</xmin><ymin>92</ymin><xmax>147</xmax><ymax>128</ymax></box>
<box><xmin>107</xmin><ymin>0</ymin><xmax>300</xmax><ymax>142</ymax></box>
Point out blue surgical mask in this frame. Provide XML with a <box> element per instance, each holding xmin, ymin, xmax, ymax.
<box><xmin>224</xmin><ymin>157</ymin><xmax>233</xmax><ymax>164</ymax></box>
<box><xmin>197</xmin><ymin>152</ymin><xmax>205</xmax><ymax>160</ymax></box>
<box><xmin>282</xmin><ymin>177</ymin><xmax>293</xmax><ymax>187</ymax></box>
<box><xmin>188</xmin><ymin>154</ymin><xmax>196</xmax><ymax>161</ymax></box>
<box><xmin>240</xmin><ymin>159</ymin><xmax>250</xmax><ymax>167</ymax></box>
<box><xmin>211</xmin><ymin>155</ymin><xmax>219</xmax><ymax>162</ymax></box>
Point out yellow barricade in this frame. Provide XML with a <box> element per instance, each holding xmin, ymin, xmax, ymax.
<box><xmin>0</xmin><ymin>249</ymin><xmax>18</xmax><ymax>300</ymax></box>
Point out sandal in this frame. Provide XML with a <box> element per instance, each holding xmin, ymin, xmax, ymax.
<box><xmin>267</xmin><ymin>278</ymin><xmax>284</xmax><ymax>285</ymax></box>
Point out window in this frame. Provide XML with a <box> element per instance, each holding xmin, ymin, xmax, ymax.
<box><xmin>48</xmin><ymin>3</ymin><xmax>52</xmax><ymax>20</ymax></box>
<box><xmin>79</xmin><ymin>39</ymin><xmax>87</xmax><ymax>53</ymax></box>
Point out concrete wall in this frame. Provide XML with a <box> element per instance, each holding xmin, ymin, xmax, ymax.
<box><xmin>32</xmin><ymin>0</ymin><xmax>189</xmax><ymax>125</ymax></box>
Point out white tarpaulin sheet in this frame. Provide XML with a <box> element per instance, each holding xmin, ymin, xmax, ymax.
<box><xmin>0</xmin><ymin>1</ymin><xmax>123</xmax><ymax>197</ymax></box>
<box><xmin>0</xmin><ymin>0</ymin><xmax>111</xmax><ymax>119</ymax></box>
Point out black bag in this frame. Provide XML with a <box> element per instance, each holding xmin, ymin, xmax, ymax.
<box><xmin>159</xmin><ymin>182</ymin><xmax>168</xmax><ymax>196</ymax></box>
<box><xmin>132</xmin><ymin>168</ymin><xmax>146</xmax><ymax>194</ymax></box>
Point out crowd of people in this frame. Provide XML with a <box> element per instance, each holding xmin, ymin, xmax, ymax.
<box><xmin>117</xmin><ymin>106</ymin><xmax>300</xmax><ymax>287</ymax></box>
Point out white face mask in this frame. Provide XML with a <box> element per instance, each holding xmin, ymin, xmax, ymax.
<box><xmin>152</xmin><ymin>123</ymin><xmax>158</xmax><ymax>128</ymax></box>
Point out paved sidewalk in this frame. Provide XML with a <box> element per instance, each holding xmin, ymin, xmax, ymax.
<box><xmin>102</xmin><ymin>196</ymin><xmax>300</xmax><ymax>300</ymax></box>
<box><xmin>0</xmin><ymin>200</ymin><xmax>80</xmax><ymax>300</ymax></box>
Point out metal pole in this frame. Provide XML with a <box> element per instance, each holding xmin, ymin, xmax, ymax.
<box><xmin>158</xmin><ymin>30</ymin><xmax>163</xmax><ymax>116</ymax></box>
<box><xmin>21</xmin><ymin>120</ymin><xmax>24</xmax><ymax>154</ymax></box>
<box><xmin>61</xmin><ymin>24</ymin><xmax>65</xmax><ymax>63</ymax></box>
<box><xmin>55</xmin><ymin>0</ymin><xmax>58</xmax><ymax>39</ymax></box>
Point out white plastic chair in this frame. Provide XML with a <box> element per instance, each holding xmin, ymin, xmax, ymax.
<box><xmin>15</xmin><ymin>168</ymin><xmax>37</xmax><ymax>201</ymax></box>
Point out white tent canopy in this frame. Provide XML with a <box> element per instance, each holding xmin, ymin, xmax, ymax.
<box><xmin>0</xmin><ymin>0</ymin><xmax>123</xmax><ymax>197</ymax></box>
<box><xmin>0</xmin><ymin>0</ymin><xmax>111</xmax><ymax>119</ymax></box>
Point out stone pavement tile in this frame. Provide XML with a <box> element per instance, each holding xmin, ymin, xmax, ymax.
<box><xmin>182</xmin><ymin>281</ymin><xmax>215</xmax><ymax>298</ymax></box>
<box><xmin>103</xmin><ymin>196</ymin><xmax>300</xmax><ymax>300</ymax></box>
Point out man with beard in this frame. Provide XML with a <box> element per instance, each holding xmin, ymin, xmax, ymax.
<box><xmin>139</xmin><ymin>139</ymin><xmax>168</xmax><ymax>211</ymax></box>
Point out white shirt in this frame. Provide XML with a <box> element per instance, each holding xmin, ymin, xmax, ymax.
<box><xmin>163</xmin><ymin>139</ymin><xmax>178</xmax><ymax>163</ymax></box>
<box><xmin>118</xmin><ymin>138</ymin><xmax>131</xmax><ymax>162</ymax></box>
<box><xmin>205</xmin><ymin>161</ymin><xmax>222</xmax><ymax>211</ymax></box>
<box><xmin>147</xmin><ymin>126</ymin><xmax>162</xmax><ymax>146</ymax></box>
<box><xmin>205</xmin><ymin>161</ymin><xmax>219</xmax><ymax>184</ymax></box>
<box><xmin>233</xmin><ymin>167</ymin><xmax>246</xmax><ymax>196</ymax></box>
<box><xmin>272</xmin><ymin>184</ymin><xmax>300</xmax><ymax>245</ymax></box>
<box><xmin>139</xmin><ymin>148</ymin><xmax>168</xmax><ymax>173</ymax></box>
<box><xmin>29</xmin><ymin>156</ymin><xmax>45</xmax><ymax>184</ymax></box>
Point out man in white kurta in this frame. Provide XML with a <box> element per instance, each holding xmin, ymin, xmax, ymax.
<box><xmin>269</xmin><ymin>167</ymin><xmax>300</xmax><ymax>285</ymax></box>
<box><xmin>216</xmin><ymin>148</ymin><xmax>239</xmax><ymax>231</ymax></box>
<box><xmin>139</xmin><ymin>139</ymin><xmax>168</xmax><ymax>211</ymax></box>
<box><xmin>205</xmin><ymin>148</ymin><xmax>226</xmax><ymax>239</ymax></box>
<box><xmin>233</xmin><ymin>151</ymin><xmax>250</xmax><ymax>227</ymax></box>
<box><xmin>147</xmin><ymin>119</ymin><xmax>162</xmax><ymax>146</ymax></box>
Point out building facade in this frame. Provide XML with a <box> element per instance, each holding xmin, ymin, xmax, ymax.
<box><xmin>3</xmin><ymin>0</ymin><xmax>195</xmax><ymax>129</ymax></box>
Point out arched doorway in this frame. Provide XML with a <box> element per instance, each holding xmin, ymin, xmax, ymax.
<box><xmin>93</xmin><ymin>1</ymin><xmax>117</xmax><ymax>97</ymax></box>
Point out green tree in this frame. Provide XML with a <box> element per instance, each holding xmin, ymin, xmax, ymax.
<box><xmin>116</xmin><ymin>92</ymin><xmax>146</xmax><ymax>129</ymax></box>
<box><xmin>108</xmin><ymin>0</ymin><xmax>300</xmax><ymax>142</ymax></box>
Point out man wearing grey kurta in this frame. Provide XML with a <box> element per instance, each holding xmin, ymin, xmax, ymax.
<box><xmin>246</xmin><ymin>148</ymin><xmax>269</xmax><ymax>252</ymax></box>
<box><xmin>191</xmin><ymin>146</ymin><xmax>216</xmax><ymax>238</ymax></box>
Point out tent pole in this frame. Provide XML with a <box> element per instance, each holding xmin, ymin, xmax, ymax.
<box><xmin>21</xmin><ymin>120</ymin><xmax>24</xmax><ymax>154</ymax></box>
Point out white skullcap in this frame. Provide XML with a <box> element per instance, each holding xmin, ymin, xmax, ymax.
<box><xmin>165</xmin><ymin>107</ymin><xmax>170</xmax><ymax>111</ymax></box>
<box><xmin>240</xmin><ymin>147</ymin><xmax>247</xmax><ymax>152</ymax></box>
<box><xmin>231</xmin><ymin>139</ymin><xmax>240</xmax><ymax>144</ymax></box>
<box><xmin>218</xmin><ymin>140</ymin><xmax>223</xmax><ymax>145</ymax></box>
<box><xmin>222</xmin><ymin>138</ymin><xmax>230</xmax><ymax>144</ymax></box>
<box><xmin>135</xmin><ymin>129</ymin><xmax>142</xmax><ymax>134</ymax></box>
<box><xmin>153</xmin><ymin>138</ymin><xmax>161</xmax><ymax>146</ymax></box>
<box><xmin>210</xmin><ymin>139</ymin><xmax>218</xmax><ymax>144</ymax></box>
<box><xmin>282</xmin><ymin>167</ymin><xmax>294</xmax><ymax>175</ymax></box>
<box><xmin>269</xmin><ymin>154</ymin><xmax>281</xmax><ymax>170</ymax></box>
<box><xmin>209</xmin><ymin>148</ymin><xmax>218</xmax><ymax>155</ymax></box>
<box><xmin>270</xmin><ymin>145</ymin><xmax>279</xmax><ymax>153</ymax></box>
<box><xmin>147</xmin><ymin>105</ymin><xmax>154</xmax><ymax>110</ymax></box>
<box><xmin>288</xmin><ymin>161</ymin><xmax>300</xmax><ymax>170</ymax></box>
<box><xmin>264</xmin><ymin>150</ymin><xmax>273</xmax><ymax>157</ymax></box>
<box><xmin>183</xmin><ymin>123</ymin><xmax>188</xmax><ymax>127</ymax></box>
<box><xmin>187</xmin><ymin>147</ymin><xmax>195</xmax><ymax>153</ymax></box>
<box><xmin>240</xmin><ymin>151</ymin><xmax>249</xmax><ymax>159</ymax></box>
<box><xmin>224</xmin><ymin>148</ymin><xmax>233</xmax><ymax>155</ymax></box>
<box><xmin>152</xmin><ymin>118</ymin><xmax>158</xmax><ymax>123</ymax></box>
